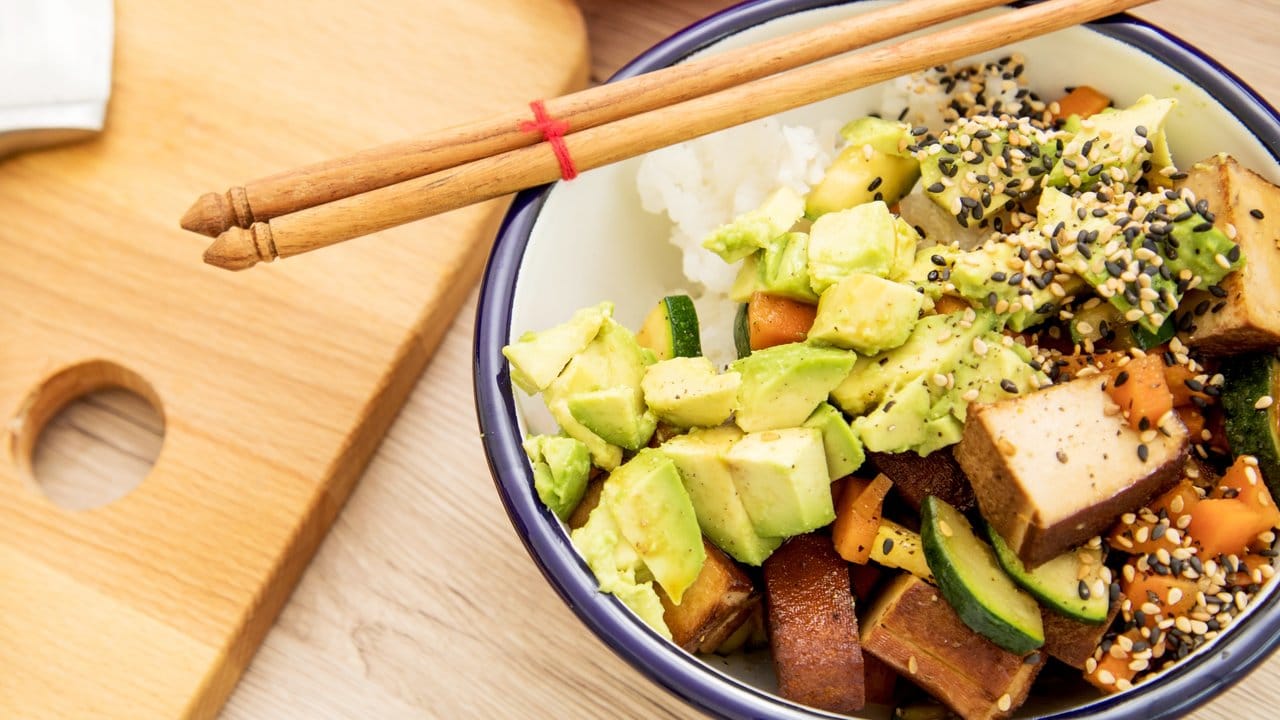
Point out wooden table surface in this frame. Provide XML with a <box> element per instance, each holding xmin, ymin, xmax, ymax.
<box><xmin>30</xmin><ymin>1</ymin><xmax>1280</xmax><ymax>718</ymax></box>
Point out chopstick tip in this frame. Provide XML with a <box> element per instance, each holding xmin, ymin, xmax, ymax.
<box><xmin>204</xmin><ymin>224</ymin><xmax>275</xmax><ymax>271</ymax></box>
<box><xmin>182</xmin><ymin>191</ymin><xmax>236</xmax><ymax>237</ymax></box>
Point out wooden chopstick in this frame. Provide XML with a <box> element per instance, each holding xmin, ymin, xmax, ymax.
<box><xmin>202</xmin><ymin>0</ymin><xmax>1152</xmax><ymax>271</ymax></box>
<box><xmin>182</xmin><ymin>0</ymin><xmax>1012</xmax><ymax>238</ymax></box>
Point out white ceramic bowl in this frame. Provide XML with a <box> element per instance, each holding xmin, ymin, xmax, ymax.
<box><xmin>475</xmin><ymin>2</ymin><xmax>1280</xmax><ymax>718</ymax></box>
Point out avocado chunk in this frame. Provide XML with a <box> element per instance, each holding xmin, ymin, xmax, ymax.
<box><xmin>808</xmin><ymin>272</ymin><xmax>923</xmax><ymax>354</ymax></box>
<box><xmin>758</xmin><ymin>231</ymin><xmax>820</xmax><ymax>303</ymax></box>
<box><xmin>571</xmin><ymin>502</ymin><xmax>671</xmax><ymax>638</ymax></box>
<box><xmin>948</xmin><ymin>233</ymin><xmax>1086</xmax><ymax>332</ymax></box>
<box><xmin>661</xmin><ymin>426</ymin><xmax>783</xmax><ymax>566</ymax></box>
<box><xmin>566</xmin><ymin>387</ymin><xmax>656</xmax><ymax>451</ymax></box>
<box><xmin>1047</xmin><ymin>95</ymin><xmax>1175</xmax><ymax>192</ymax></box>
<box><xmin>725</xmin><ymin>427</ymin><xmax>836</xmax><ymax>538</ymax></box>
<box><xmin>641</xmin><ymin>356</ymin><xmax>741</xmax><ymax>428</ymax></box>
<box><xmin>599</xmin><ymin>449</ymin><xmax>706</xmax><ymax>604</ymax></box>
<box><xmin>503</xmin><ymin>302</ymin><xmax>612</xmax><ymax>394</ymax></box>
<box><xmin>806</xmin><ymin>201</ymin><xmax>905</xmax><ymax>293</ymax></box>
<box><xmin>806</xmin><ymin>116</ymin><xmax>921</xmax><ymax>219</ymax></box>
<box><xmin>918</xmin><ymin>114</ymin><xmax>1062</xmax><ymax>230</ymax></box>
<box><xmin>731</xmin><ymin>342</ymin><xmax>857</xmax><ymax>432</ymax></box>
<box><xmin>802</xmin><ymin>402</ymin><xmax>865</xmax><ymax>480</ymax></box>
<box><xmin>544</xmin><ymin>317</ymin><xmax>653</xmax><ymax>468</ymax></box>
<box><xmin>853</xmin><ymin>379</ymin><xmax>939</xmax><ymax>454</ymax></box>
<box><xmin>523</xmin><ymin>434</ymin><xmax>591</xmax><ymax>521</ymax></box>
<box><xmin>703</xmin><ymin>186</ymin><xmax>806</xmax><ymax>263</ymax></box>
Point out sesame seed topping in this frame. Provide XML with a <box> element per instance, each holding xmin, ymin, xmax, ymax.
<box><xmin>1255</xmin><ymin>395</ymin><xmax>1274</xmax><ymax>410</ymax></box>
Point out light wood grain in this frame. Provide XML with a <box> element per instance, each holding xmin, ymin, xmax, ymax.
<box><xmin>0</xmin><ymin>1</ymin><xmax>587</xmax><ymax>718</ymax></box>
<box><xmin>26</xmin><ymin>1</ymin><xmax>1280</xmax><ymax>720</ymax></box>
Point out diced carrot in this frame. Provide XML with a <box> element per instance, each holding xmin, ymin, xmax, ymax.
<box><xmin>1120</xmin><ymin>568</ymin><xmax>1198</xmax><ymax>623</ymax></box>
<box><xmin>1106</xmin><ymin>479</ymin><xmax>1199</xmax><ymax>555</ymax></box>
<box><xmin>747</xmin><ymin>292</ymin><xmax>816</xmax><ymax>350</ymax></box>
<box><xmin>1054</xmin><ymin>351</ymin><xmax>1127</xmax><ymax>380</ymax></box>
<box><xmin>1177</xmin><ymin>405</ymin><xmax>1206</xmax><ymax>442</ymax></box>
<box><xmin>932</xmin><ymin>294</ymin><xmax>970</xmax><ymax>316</ymax></box>
<box><xmin>1104</xmin><ymin>352</ymin><xmax>1174</xmax><ymax>433</ymax></box>
<box><xmin>1215</xmin><ymin>457</ymin><xmax>1280</xmax><ymax>530</ymax></box>
<box><xmin>1052</xmin><ymin>85</ymin><xmax>1112</xmax><ymax>121</ymax></box>
<box><xmin>1164</xmin><ymin>364</ymin><xmax>1213</xmax><ymax>408</ymax></box>
<box><xmin>831</xmin><ymin>473</ymin><xmax>894</xmax><ymax>564</ymax></box>
<box><xmin>1085</xmin><ymin>642</ymin><xmax>1139</xmax><ymax>694</ymax></box>
<box><xmin>1186</xmin><ymin>498</ymin><xmax>1273</xmax><ymax>559</ymax></box>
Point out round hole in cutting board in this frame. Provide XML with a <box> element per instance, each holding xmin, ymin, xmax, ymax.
<box><xmin>12</xmin><ymin>360</ymin><xmax>164</xmax><ymax>511</ymax></box>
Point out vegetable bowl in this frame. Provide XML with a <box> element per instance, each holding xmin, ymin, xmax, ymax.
<box><xmin>473</xmin><ymin>1</ymin><xmax>1280</xmax><ymax>718</ymax></box>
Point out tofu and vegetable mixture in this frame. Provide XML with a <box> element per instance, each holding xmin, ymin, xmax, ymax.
<box><xmin>503</xmin><ymin>56</ymin><xmax>1280</xmax><ymax>719</ymax></box>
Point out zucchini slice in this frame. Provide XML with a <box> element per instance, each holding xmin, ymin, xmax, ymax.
<box><xmin>921</xmin><ymin>496</ymin><xmax>1044</xmax><ymax>654</ymax></box>
<box><xmin>1222</xmin><ymin>352</ymin><xmax>1280</xmax><ymax>496</ymax></box>
<box><xmin>988</xmin><ymin>526</ymin><xmax>1109</xmax><ymax>623</ymax></box>
<box><xmin>636</xmin><ymin>295</ymin><xmax>702</xmax><ymax>360</ymax></box>
<box><xmin>733</xmin><ymin>303</ymin><xmax>751</xmax><ymax>359</ymax></box>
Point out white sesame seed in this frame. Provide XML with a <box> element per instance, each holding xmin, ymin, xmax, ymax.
<box><xmin>1215</xmin><ymin>253</ymin><xmax>1232</xmax><ymax>270</ymax></box>
<box><xmin>1255</xmin><ymin>395</ymin><xmax>1274</xmax><ymax>410</ymax></box>
<box><xmin>998</xmin><ymin>693</ymin><xmax>1012</xmax><ymax>712</ymax></box>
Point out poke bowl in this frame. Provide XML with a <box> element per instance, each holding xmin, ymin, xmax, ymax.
<box><xmin>474</xmin><ymin>1</ymin><xmax>1280</xmax><ymax>718</ymax></box>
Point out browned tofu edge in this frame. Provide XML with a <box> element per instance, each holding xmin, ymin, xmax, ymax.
<box><xmin>869</xmin><ymin>448</ymin><xmax>976</xmax><ymax>513</ymax></box>
<box><xmin>658</xmin><ymin>540</ymin><xmax>758</xmax><ymax>653</ymax></box>
<box><xmin>1041</xmin><ymin>601</ymin><xmax>1121</xmax><ymax>669</ymax></box>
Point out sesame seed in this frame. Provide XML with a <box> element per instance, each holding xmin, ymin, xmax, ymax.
<box><xmin>882</xmin><ymin>537</ymin><xmax>895</xmax><ymax>555</ymax></box>
<box><xmin>1138</xmin><ymin>444</ymin><xmax>1150</xmax><ymax>462</ymax></box>
<box><xmin>1000</xmin><ymin>378</ymin><xmax>1018</xmax><ymax>393</ymax></box>
<box><xmin>998</xmin><ymin>694</ymin><xmax>1012</xmax><ymax>712</ymax></box>
<box><xmin>1098</xmin><ymin>669</ymin><xmax>1117</xmax><ymax>686</ymax></box>
<box><xmin>1255</xmin><ymin>395</ymin><xmax>1274</xmax><ymax>410</ymax></box>
<box><xmin>1251</xmin><ymin>208</ymin><xmax>1266</xmax><ymax>220</ymax></box>
<box><xmin>908</xmin><ymin>655</ymin><xmax>919</xmax><ymax>674</ymax></box>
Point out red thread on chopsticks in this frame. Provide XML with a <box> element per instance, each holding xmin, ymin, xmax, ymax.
<box><xmin>519</xmin><ymin>100</ymin><xmax>578</xmax><ymax>181</ymax></box>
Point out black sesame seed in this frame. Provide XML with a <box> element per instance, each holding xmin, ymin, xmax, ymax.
<box><xmin>1212</xmin><ymin>301</ymin><xmax>1227</xmax><ymax>314</ymax></box>
<box><xmin>927</xmin><ymin>270</ymin><xmax>940</xmax><ymax>282</ymax></box>
<box><xmin>943</xmin><ymin>142</ymin><xmax>961</xmax><ymax>154</ymax></box>
<box><xmin>927</xmin><ymin>182</ymin><xmax>946</xmax><ymax>194</ymax></box>
<box><xmin>960</xmin><ymin>196</ymin><xmax>979</xmax><ymax>209</ymax></box>
<box><xmin>911</xmin><ymin>125</ymin><xmax>929</xmax><ymax>136</ymax></box>
<box><xmin>882</xmin><ymin>538</ymin><xmax>895</xmax><ymax>555</ymax></box>
<box><xmin>1077</xmin><ymin>242</ymin><xmax>1093</xmax><ymax>259</ymax></box>
<box><xmin>1208</xmin><ymin>284</ymin><xmax>1228</xmax><ymax>298</ymax></box>
<box><xmin>1184</xmin><ymin>378</ymin><xmax>1205</xmax><ymax>393</ymax></box>
<box><xmin>1138</xmin><ymin>416</ymin><xmax>1150</xmax><ymax>432</ymax></box>
<box><xmin>1115</xmin><ymin>370</ymin><xmax>1130</xmax><ymax>387</ymax></box>
<box><xmin>1193</xmin><ymin>222</ymin><xmax>1214</xmax><ymax>233</ymax></box>
<box><xmin>930</xmin><ymin>254</ymin><xmax>947</xmax><ymax>266</ymax></box>
<box><xmin>1138</xmin><ymin>443</ymin><xmax>1150</xmax><ymax>462</ymax></box>
<box><xmin>867</xmin><ymin>176</ymin><xmax>884</xmax><ymax>192</ymax></box>
<box><xmin>1000</xmin><ymin>378</ymin><xmax>1018</xmax><ymax>393</ymax></box>
<box><xmin>1078</xmin><ymin>580</ymin><xmax>1091</xmax><ymax>600</ymax></box>
<box><xmin>991</xmin><ymin>271</ymin><xmax>1007</xmax><ymax>282</ymax></box>
<box><xmin>1227</xmin><ymin>245</ymin><xmax>1242</xmax><ymax>263</ymax></box>
<box><xmin>1088</xmin><ymin>163</ymin><xmax>1104</xmax><ymax>176</ymax></box>
<box><xmin>987</xmin><ymin>291</ymin><xmax>999</xmax><ymax>308</ymax></box>
<box><xmin>1251</xmin><ymin>208</ymin><xmax>1266</xmax><ymax>220</ymax></box>
<box><xmin>1008</xmin><ymin>272</ymin><xmax>1024</xmax><ymax>286</ymax></box>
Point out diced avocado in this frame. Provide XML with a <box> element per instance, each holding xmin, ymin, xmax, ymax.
<box><xmin>802</xmin><ymin>402</ymin><xmax>865</xmax><ymax>479</ymax></box>
<box><xmin>641</xmin><ymin>356</ymin><xmax>740</xmax><ymax>428</ymax></box>
<box><xmin>729</xmin><ymin>253</ymin><xmax>764</xmax><ymax>303</ymax></box>
<box><xmin>758</xmin><ymin>232</ymin><xmax>820</xmax><ymax>303</ymax></box>
<box><xmin>832</xmin><ymin>311</ymin><xmax>994</xmax><ymax>416</ymax></box>
<box><xmin>808</xmin><ymin>272</ymin><xmax>922</xmax><ymax>354</ymax></box>
<box><xmin>547</xmin><ymin>398</ymin><xmax>623</xmax><ymax>470</ymax></box>
<box><xmin>661</xmin><ymin>426</ymin><xmax>783</xmax><ymax>566</ymax></box>
<box><xmin>805</xmin><ymin>116</ymin><xmax>921</xmax><ymax>219</ymax></box>
<box><xmin>703</xmin><ymin>186</ymin><xmax>805</xmax><ymax>263</ymax></box>
<box><xmin>949</xmin><ymin>235</ymin><xmax>1085</xmax><ymax>332</ymax></box>
<box><xmin>524</xmin><ymin>434</ymin><xmax>591</xmax><ymax>521</ymax></box>
<box><xmin>635</xmin><ymin>294</ymin><xmax>702</xmax><ymax>360</ymax></box>
<box><xmin>890</xmin><ymin>216</ymin><xmax>921</xmax><ymax>281</ymax></box>
<box><xmin>503</xmin><ymin>302</ymin><xmax>612</xmax><ymax>394</ymax></box>
<box><xmin>731</xmin><ymin>342</ymin><xmax>857</xmax><ymax>432</ymax></box>
<box><xmin>806</xmin><ymin>201</ymin><xmax>901</xmax><ymax>293</ymax></box>
<box><xmin>902</xmin><ymin>243</ymin><xmax>962</xmax><ymax>301</ymax></box>
<box><xmin>920</xmin><ymin>114</ymin><xmax>1061</xmax><ymax>229</ymax></box>
<box><xmin>724</xmin><ymin>427</ymin><xmax>836</xmax><ymax>538</ymax></box>
<box><xmin>1048</xmin><ymin>95</ymin><xmax>1175</xmax><ymax>192</ymax></box>
<box><xmin>854</xmin><ymin>379</ymin><xmax>935</xmax><ymax>454</ymax></box>
<box><xmin>941</xmin><ymin>339</ymin><xmax>1043</xmax><ymax>424</ymax></box>
<box><xmin>600</xmin><ymin>449</ymin><xmax>706</xmax><ymax>604</ymax></box>
<box><xmin>566</xmin><ymin>387</ymin><xmax>656</xmax><ymax>451</ymax></box>
<box><xmin>571</xmin><ymin>503</ymin><xmax>671</xmax><ymax>638</ymax></box>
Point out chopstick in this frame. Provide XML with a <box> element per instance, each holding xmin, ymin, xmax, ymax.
<box><xmin>182</xmin><ymin>0</ymin><xmax>1013</xmax><ymax>239</ymax></box>
<box><xmin>200</xmin><ymin>0</ymin><xmax>1153</xmax><ymax>271</ymax></box>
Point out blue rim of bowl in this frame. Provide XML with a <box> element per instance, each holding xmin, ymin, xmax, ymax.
<box><xmin>474</xmin><ymin>2</ymin><xmax>1280</xmax><ymax>718</ymax></box>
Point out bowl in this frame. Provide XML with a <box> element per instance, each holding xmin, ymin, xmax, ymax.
<box><xmin>474</xmin><ymin>1</ymin><xmax>1280</xmax><ymax>717</ymax></box>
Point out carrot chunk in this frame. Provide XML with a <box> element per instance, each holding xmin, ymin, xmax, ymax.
<box><xmin>1085</xmin><ymin>642</ymin><xmax>1139</xmax><ymax>694</ymax></box>
<box><xmin>1164</xmin><ymin>364</ymin><xmax>1213</xmax><ymax>408</ymax></box>
<box><xmin>747</xmin><ymin>292</ymin><xmax>816</xmax><ymax>350</ymax></box>
<box><xmin>831</xmin><ymin>474</ymin><xmax>894</xmax><ymax>564</ymax></box>
<box><xmin>1120</xmin><ymin>569</ymin><xmax>1198</xmax><ymax>623</ymax></box>
<box><xmin>1104</xmin><ymin>353</ymin><xmax>1174</xmax><ymax>433</ymax></box>
<box><xmin>1186</xmin><ymin>498</ymin><xmax>1272</xmax><ymax>559</ymax></box>
<box><xmin>1106</xmin><ymin>479</ymin><xmax>1199</xmax><ymax>555</ymax></box>
<box><xmin>1053</xmin><ymin>85</ymin><xmax>1112</xmax><ymax>121</ymax></box>
<box><xmin>1216</xmin><ymin>456</ymin><xmax>1280</xmax><ymax>529</ymax></box>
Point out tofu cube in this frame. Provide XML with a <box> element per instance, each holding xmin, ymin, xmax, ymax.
<box><xmin>955</xmin><ymin>377</ymin><xmax>1188</xmax><ymax>567</ymax></box>
<box><xmin>658</xmin><ymin>540</ymin><xmax>759</xmax><ymax>653</ymax></box>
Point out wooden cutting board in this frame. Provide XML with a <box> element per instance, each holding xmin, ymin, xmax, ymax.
<box><xmin>0</xmin><ymin>2</ymin><xmax>587</xmax><ymax>717</ymax></box>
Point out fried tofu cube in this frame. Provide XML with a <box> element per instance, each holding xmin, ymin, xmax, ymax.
<box><xmin>860</xmin><ymin>574</ymin><xmax>1044</xmax><ymax>720</ymax></box>
<box><xmin>1177</xmin><ymin>154</ymin><xmax>1280</xmax><ymax>353</ymax></box>
<box><xmin>955</xmin><ymin>377</ymin><xmax>1188</xmax><ymax>567</ymax></box>
<box><xmin>1041</xmin><ymin>602</ymin><xmax>1120</xmax><ymax>669</ymax></box>
<box><xmin>763</xmin><ymin>533</ymin><xmax>866</xmax><ymax>714</ymax></box>
<box><xmin>658</xmin><ymin>540</ymin><xmax>758</xmax><ymax>653</ymax></box>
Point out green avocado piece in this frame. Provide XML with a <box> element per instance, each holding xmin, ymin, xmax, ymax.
<box><xmin>524</xmin><ymin>435</ymin><xmax>591</xmax><ymax>521</ymax></box>
<box><xmin>600</xmin><ymin>449</ymin><xmax>706</xmax><ymax>604</ymax></box>
<box><xmin>758</xmin><ymin>232</ymin><xmax>820</xmax><ymax>303</ymax></box>
<box><xmin>806</xmin><ymin>117</ymin><xmax>921</xmax><ymax>219</ymax></box>
<box><xmin>547</xmin><ymin>398</ymin><xmax>623</xmax><ymax>471</ymax></box>
<box><xmin>890</xmin><ymin>217</ymin><xmax>921</xmax><ymax>282</ymax></box>
<box><xmin>729</xmin><ymin>253</ymin><xmax>764</xmax><ymax>303</ymax></box>
<box><xmin>831</xmin><ymin>310</ymin><xmax>993</xmax><ymax>416</ymax></box>
<box><xmin>566</xmin><ymin>387</ymin><xmax>656</xmax><ymax>451</ymax></box>
<box><xmin>853</xmin><ymin>379</ymin><xmax>934</xmax><ymax>454</ymax></box>
<box><xmin>802</xmin><ymin>402</ymin><xmax>865</xmax><ymax>479</ymax></box>
<box><xmin>703</xmin><ymin>186</ymin><xmax>806</xmax><ymax>263</ymax></box>
<box><xmin>724</xmin><ymin>426</ymin><xmax>836</xmax><ymax>538</ymax></box>
<box><xmin>806</xmin><ymin>200</ymin><xmax>901</xmax><ymax>293</ymax></box>
<box><xmin>503</xmin><ymin>302</ymin><xmax>612</xmax><ymax>394</ymax></box>
<box><xmin>661</xmin><ymin>426</ymin><xmax>783</xmax><ymax>566</ymax></box>
<box><xmin>919</xmin><ymin>115</ymin><xmax>1062</xmax><ymax>229</ymax></box>
<box><xmin>730</xmin><ymin>342</ymin><xmax>857</xmax><ymax>432</ymax></box>
<box><xmin>1048</xmin><ymin>95</ymin><xmax>1175</xmax><ymax>192</ymax></box>
<box><xmin>641</xmin><ymin>356</ymin><xmax>740</xmax><ymax>428</ymax></box>
<box><xmin>808</xmin><ymin>272</ymin><xmax>923</xmax><ymax>354</ymax></box>
<box><xmin>571</xmin><ymin>502</ymin><xmax>671</xmax><ymax>639</ymax></box>
<box><xmin>949</xmin><ymin>234</ymin><xmax>1085</xmax><ymax>332</ymax></box>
